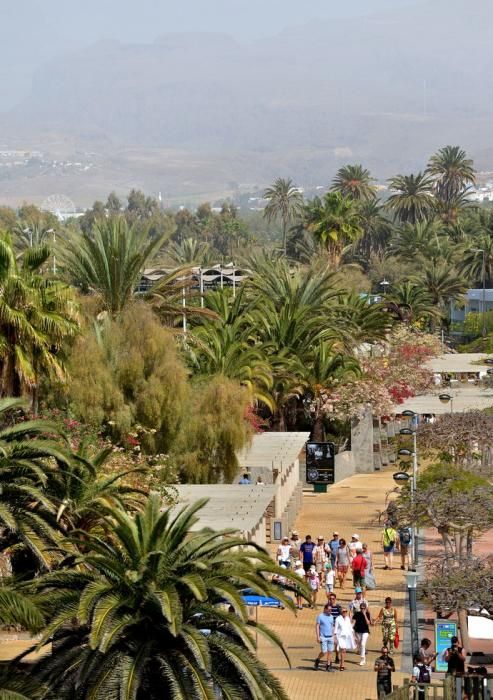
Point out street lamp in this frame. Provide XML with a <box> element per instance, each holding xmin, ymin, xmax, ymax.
<box><xmin>405</xmin><ymin>570</ymin><xmax>420</xmax><ymax>658</ymax></box>
<box><xmin>471</xmin><ymin>248</ymin><xmax>487</xmax><ymax>337</ymax></box>
<box><xmin>380</xmin><ymin>278</ymin><xmax>390</xmax><ymax>294</ymax></box>
<box><xmin>438</xmin><ymin>393</ymin><xmax>454</xmax><ymax>413</ymax></box>
<box><xmin>399</xmin><ymin>409</ymin><xmax>420</xmax><ymax>567</ymax></box>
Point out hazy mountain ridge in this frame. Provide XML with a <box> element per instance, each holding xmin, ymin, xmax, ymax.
<box><xmin>2</xmin><ymin>0</ymin><xmax>493</xmax><ymax>203</ymax></box>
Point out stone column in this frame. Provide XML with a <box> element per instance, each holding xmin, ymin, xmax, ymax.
<box><xmin>351</xmin><ymin>404</ymin><xmax>375</xmax><ymax>473</ymax></box>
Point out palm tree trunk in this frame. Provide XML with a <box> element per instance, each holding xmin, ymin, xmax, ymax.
<box><xmin>312</xmin><ymin>416</ymin><xmax>325</xmax><ymax>442</ymax></box>
<box><xmin>282</xmin><ymin>218</ymin><xmax>287</xmax><ymax>256</ymax></box>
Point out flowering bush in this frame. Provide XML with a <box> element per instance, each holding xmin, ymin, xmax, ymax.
<box><xmin>320</xmin><ymin>328</ymin><xmax>441</xmax><ymax>420</ymax></box>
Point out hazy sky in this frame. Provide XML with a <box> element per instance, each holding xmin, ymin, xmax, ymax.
<box><xmin>1</xmin><ymin>0</ymin><xmax>420</xmax><ymax>108</ymax></box>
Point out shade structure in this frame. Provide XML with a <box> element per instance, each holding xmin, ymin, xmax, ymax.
<box><xmin>241</xmin><ymin>590</ymin><xmax>283</xmax><ymax>608</ymax></box>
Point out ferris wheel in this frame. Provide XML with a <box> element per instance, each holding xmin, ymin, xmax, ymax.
<box><xmin>41</xmin><ymin>194</ymin><xmax>76</xmax><ymax>222</ymax></box>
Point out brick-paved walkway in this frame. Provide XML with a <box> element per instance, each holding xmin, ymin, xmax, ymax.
<box><xmin>0</xmin><ymin>467</ymin><xmax>411</xmax><ymax>699</ymax></box>
<box><xmin>258</xmin><ymin>467</ymin><xmax>411</xmax><ymax>700</ymax></box>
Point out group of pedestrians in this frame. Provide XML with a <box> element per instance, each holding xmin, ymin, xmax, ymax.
<box><xmin>277</xmin><ymin>531</ymin><xmax>376</xmax><ymax>603</ymax></box>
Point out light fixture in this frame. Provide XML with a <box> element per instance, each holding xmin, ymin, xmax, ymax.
<box><xmin>399</xmin><ymin>428</ymin><xmax>414</xmax><ymax>436</ymax></box>
<box><xmin>438</xmin><ymin>393</ymin><xmax>452</xmax><ymax>404</ymax></box>
<box><xmin>397</xmin><ymin>448</ymin><xmax>413</xmax><ymax>462</ymax></box>
<box><xmin>393</xmin><ymin>471</ymin><xmax>411</xmax><ymax>484</ymax></box>
<box><xmin>405</xmin><ymin>569</ymin><xmax>419</xmax><ymax>589</ymax></box>
<box><xmin>402</xmin><ymin>410</ymin><xmax>416</xmax><ymax>418</ymax></box>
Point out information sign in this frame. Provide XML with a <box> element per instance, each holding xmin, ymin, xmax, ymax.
<box><xmin>434</xmin><ymin>620</ymin><xmax>458</xmax><ymax>672</ymax></box>
<box><xmin>306</xmin><ymin>442</ymin><xmax>335</xmax><ymax>484</ymax></box>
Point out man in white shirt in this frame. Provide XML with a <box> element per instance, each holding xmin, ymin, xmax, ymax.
<box><xmin>349</xmin><ymin>534</ymin><xmax>360</xmax><ymax>560</ymax></box>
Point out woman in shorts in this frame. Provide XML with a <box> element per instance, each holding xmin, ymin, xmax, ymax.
<box><xmin>335</xmin><ymin>538</ymin><xmax>350</xmax><ymax>589</ymax></box>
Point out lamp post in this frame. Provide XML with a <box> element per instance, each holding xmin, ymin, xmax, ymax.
<box><xmin>438</xmin><ymin>393</ymin><xmax>453</xmax><ymax>414</ymax></box>
<box><xmin>405</xmin><ymin>569</ymin><xmax>420</xmax><ymax>658</ymax></box>
<box><xmin>400</xmin><ymin>408</ymin><xmax>420</xmax><ymax>567</ymax></box>
<box><xmin>471</xmin><ymin>248</ymin><xmax>487</xmax><ymax>336</ymax></box>
<box><xmin>379</xmin><ymin>278</ymin><xmax>390</xmax><ymax>296</ymax></box>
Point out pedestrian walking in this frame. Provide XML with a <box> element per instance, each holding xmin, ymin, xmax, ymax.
<box><xmin>351</xmin><ymin>546</ymin><xmax>367</xmax><ymax>591</ymax></box>
<box><xmin>300</xmin><ymin>535</ymin><xmax>316</xmax><ymax>573</ymax></box>
<box><xmin>328</xmin><ymin>531</ymin><xmax>339</xmax><ymax>568</ymax></box>
<box><xmin>238</xmin><ymin>473</ymin><xmax>251</xmax><ymax>484</ymax></box>
<box><xmin>353</xmin><ymin>601</ymin><xmax>371</xmax><ymax>666</ymax></box>
<box><xmin>307</xmin><ymin>566</ymin><xmax>320</xmax><ymax>608</ymax></box>
<box><xmin>276</xmin><ymin>537</ymin><xmax>293</xmax><ymax>568</ymax></box>
<box><xmin>349</xmin><ymin>587</ymin><xmax>369</xmax><ymax>616</ymax></box>
<box><xmin>313</xmin><ymin>536</ymin><xmax>329</xmax><ymax>582</ymax></box>
<box><xmin>381</xmin><ymin>522</ymin><xmax>398</xmax><ymax>570</ymax></box>
<box><xmin>290</xmin><ymin>530</ymin><xmax>300</xmax><ymax>556</ymax></box>
<box><xmin>334</xmin><ymin>609</ymin><xmax>356</xmax><ymax>670</ymax></box>
<box><xmin>349</xmin><ymin>533</ymin><xmax>361</xmax><ymax>560</ymax></box>
<box><xmin>398</xmin><ymin>526</ymin><xmax>412</xmax><ymax>570</ymax></box>
<box><xmin>412</xmin><ymin>653</ymin><xmax>432</xmax><ymax>700</ymax></box>
<box><xmin>374</xmin><ymin>646</ymin><xmax>395</xmax><ymax>698</ymax></box>
<box><xmin>314</xmin><ymin>603</ymin><xmax>335</xmax><ymax>672</ymax></box>
<box><xmin>324</xmin><ymin>561</ymin><xmax>335</xmax><ymax>598</ymax></box>
<box><xmin>293</xmin><ymin>559</ymin><xmax>305</xmax><ymax>609</ymax></box>
<box><xmin>335</xmin><ymin>538</ymin><xmax>350</xmax><ymax>588</ymax></box>
<box><xmin>374</xmin><ymin>597</ymin><xmax>398</xmax><ymax>653</ymax></box>
<box><xmin>362</xmin><ymin>542</ymin><xmax>376</xmax><ymax>589</ymax></box>
<box><xmin>327</xmin><ymin>592</ymin><xmax>342</xmax><ymax>663</ymax></box>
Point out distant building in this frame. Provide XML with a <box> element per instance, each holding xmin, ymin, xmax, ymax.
<box><xmin>450</xmin><ymin>288</ymin><xmax>493</xmax><ymax>324</ymax></box>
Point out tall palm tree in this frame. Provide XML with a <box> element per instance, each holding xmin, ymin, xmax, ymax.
<box><xmin>427</xmin><ymin>146</ymin><xmax>476</xmax><ymax>220</ymax></box>
<box><xmin>385</xmin><ymin>173</ymin><xmax>435</xmax><ymax>224</ymax></box>
<box><xmin>263</xmin><ymin>178</ymin><xmax>304</xmax><ymax>256</ymax></box>
<box><xmin>0</xmin><ymin>235</ymin><xmax>78</xmax><ymax>408</ymax></box>
<box><xmin>331</xmin><ymin>293</ymin><xmax>393</xmax><ymax>345</ymax></box>
<box><xmin>331</xmin><ymin>164</ymin><xmax>376</xmax><ymax>201</ymax></box>
<box><xmin>305</xmin><ymin>192</ymin><xmax>363</xmax><ymax>266</ymax></box>
<box><xmin>351</xmin><ymin>198</ymin><xmax>392</xmax><ymax>262</ymax></box>
<box><xmin>62</xmin><ymin>217</ymin><xmax>169</xmax><ymax>317</ymax></box>
<box><xmin>460</xmin><ymin>236</ymin><xmax>493</xmax><ymax>287</ymax></box>
<box><xmin>25</xmin><ymin>495</ymin><xmax>295</xmax><ymax>699</ymax></box>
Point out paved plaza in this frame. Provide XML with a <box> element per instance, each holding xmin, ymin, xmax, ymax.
<box><xmin>258</xmin><ymin>467</ymin><xmax>413</xmax><ymax>700</ymax></box>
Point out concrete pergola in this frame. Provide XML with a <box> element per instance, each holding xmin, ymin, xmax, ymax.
<box><xmin>424</xmin><ymin>353</ymin><xmax>490</xmax><ymax>376</ymax></box>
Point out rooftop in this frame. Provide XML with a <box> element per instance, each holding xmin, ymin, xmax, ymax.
<box><xmin>424</xmin><ymin>353</ymin><xmax>490</xmax><ymax>374</ymax></box>
<box><xmin>237</xmin><ymin>431</ymin><xmax>310</xmax><ymax>472</ymax></box>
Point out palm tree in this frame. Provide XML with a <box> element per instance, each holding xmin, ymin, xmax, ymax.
<box><xmin>0</xmin><ymin>235</ymin><xmax>78</xmax><ymax>408</ymax></box>
<box><xmin>263</xmin><ymin>178</ymin><xmax>304</xmax><ymax>256</ymax></box>
<box><xmin>331</xmin><ymin>164</ymin><xmax>376</xmax><ymax>201</ymax></box>
<box><xmin>190</xmin><ymin>320</ymin><xmax>273</xmax><ymax>408</ymax></box>
<box><xmin>62</xmin><ymin>217</ymin><xmax>169</xmax><ymax>317</ymax></box>
<box><xmin>351</xmin><ymin>198</ymin><xmax>392</xmax><ymax>262</ymax></box>
<box><xmin>0</xmin><ymin>398</ymin><xmax>72</xmax><ymax>570</ymax></box>
<box><xmin>385</xmin><ymin>282</ymin><xmax>439</xmax><ymax>326</ymax></box>
<box><xmin>388</xmin><ymin>218</ymin><xmax>448</xmax><ymax>262</ymax></box>
<box><xmin>414</xmin><ymin>262</ymin><xmax>467</xmax><ymax>330</ymax></box>
<box><xmin>301</xmin><ymin>343</ymin><xmax>361</xmax><ymax>441</ymax></box>
<box><xmin>385</xmin><ymin>173</ymin><xmax>435</xmax><ymax>224</ymax></box>
<box><xmin>427</xmin><ymin>146</ymin><xmax>475</xmax><ymax>220</ymax></box>
<box><xmin>305</xmin><ymin>192</ymin><xmax>363</xmax><ymax>266</ymax></box>
<box><xmin>460</xmin><ymin>236</ymin><xmax>493</xmax><ymax>288</ymax></box>
<box><xmin>26</xmin><ymin>495</ymin><xmax>295</xmax><ymax>699</ymax></box>
<box><xmin>44</xmin><ymin>442</ymin><xmax>147</xmax><ymax>536</ymax></box>
<box><xmin>331</xmin><ymin>293</ymin><xmax>393</xmax><ymax>345</ymax></box>
<box><xmin>167</xmin><ymin>236</ymin><xmax>212</xmax><ymax>265</ymax></box>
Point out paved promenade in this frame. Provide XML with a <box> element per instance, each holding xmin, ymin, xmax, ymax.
<box><xmin>259</xmin><ymin>467</ymin><xmax>411</xmax><ymax>700</ymax></box>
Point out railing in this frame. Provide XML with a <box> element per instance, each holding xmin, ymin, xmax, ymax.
<box><xmin>373</xmin><ymin>674</ymin><xmax>493</xmax><ymax>700</ymax></box>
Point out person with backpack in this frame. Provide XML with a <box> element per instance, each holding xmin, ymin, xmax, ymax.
<box><xmin>412</xmin><ymin>653</ymin><xmax>432</xmax><ymax>700</ymax></box>
<box><xmin>381</xmin><ymin>521</ymin><xmax>398</xmax><ymax>570</ymax></box>
<box><xmin>398</xmin><ymin>526</ymin><xmax>412</xmax><ymax>571</ymax></box>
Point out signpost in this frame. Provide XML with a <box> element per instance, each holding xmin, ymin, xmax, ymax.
<box><xmin>306</xmin><ymin>442</ymin><xmax>335</xmax><ymax>491</ymax></box>
<box><xmin>434</xmin><ymin>620</ymin><xmax>458</xmax><ymax>672</ymax></box>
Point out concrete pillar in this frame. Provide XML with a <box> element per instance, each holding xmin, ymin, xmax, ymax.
<box><xmin>351</xmin><ymin>405</ymin><xmax>375</xmax><ymax>473</ymax></box>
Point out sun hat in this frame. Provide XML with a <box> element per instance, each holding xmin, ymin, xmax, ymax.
<box><xmin>317</xmin><ymin>535</ymin><xmax>324</xmax><ymax>540</ymax></box>
<box><xmin>294</xmin><ymin>559</ymin><xmax>302</xmax><ymax>566</ymax></box>
<box><xmin>291</xmin><ymin>530</ymin><xmax>299</xmax><ymax>536</ymax></box>
<box><xmin>333</xmin><ymin>531</ymin><xmax>339</xmax><ymax>535</ymax></box>
<box><xmin>355</xmin><ymin>587</ymin><xmax>362</xmax><ymax>593</ymax></box>
<box><xmin>352</xmin><ymin>533</ymin><xmax>359</xmax><ymax>539</ymax></box>
<box><xmin>309</xmin><ymin>565</ymin><xmax>316</xmax><ymax>572</ymax></box>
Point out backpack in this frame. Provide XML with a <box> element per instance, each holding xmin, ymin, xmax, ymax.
<box><xmin>400</xmin><ymin>529</ymin><xmax>411</xmax><ymax>545</ymax></box>
<box><xmin>417</xmin><ymin>664</ymin><xmax>431</xmax><ymax>684</ymax></box>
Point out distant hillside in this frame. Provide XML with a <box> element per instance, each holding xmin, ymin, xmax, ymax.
<box><xmin>2</xmin><ymin>0</ymin><xmax>493</xmax><ymax>203</ymax></box>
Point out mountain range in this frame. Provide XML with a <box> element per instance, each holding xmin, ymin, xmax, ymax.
<box><xmin>1</xmin><ymin>0</ymin><xmax>493</xmax><ymax>206</ymax></box>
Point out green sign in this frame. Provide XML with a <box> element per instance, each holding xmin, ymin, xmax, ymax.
<box><xmin>434</xmin><ymin>620</ymin><xmax>458</xmax><ymax>672</ymax></box>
